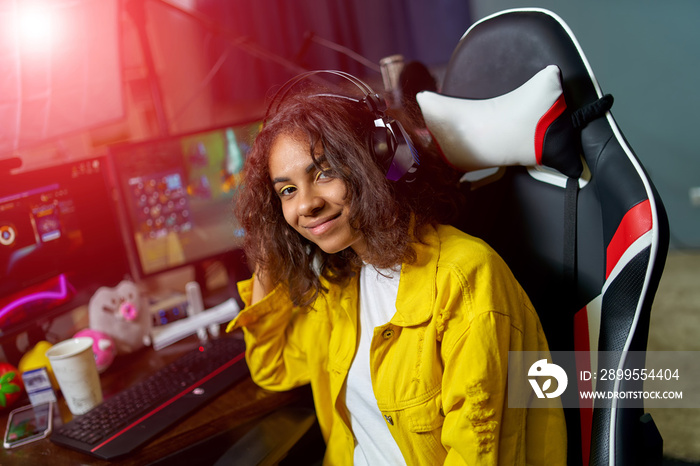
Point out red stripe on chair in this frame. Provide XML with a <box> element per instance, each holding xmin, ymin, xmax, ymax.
<box><xmin>427</xmin><ymin>128</ymin><xmax>459</xmax><ymax>172</ymax></box>
<box><xmin>605</xmin><ymin>199</ymin><xmax>652</xmax><ymax>278</ymax></box>
<box><xmin>574</xmin><ymin>305</ymin><xmax>591</xmax><ymax>354</ymax></box>
<box><xmin>534</xmin><ymin>94</ymin><xmax>567</xmax><ymax>164</ymax></box>
<box><xmin>575</xmin><ymin>306</ymin><xmax>593</xmax><ymax>466</ymax></box>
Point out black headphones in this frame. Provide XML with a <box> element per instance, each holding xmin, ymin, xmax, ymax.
<box><xmin>264</xmin><ymin>70</ymin><xmax>419</xmax><ymax>182</ymax></box>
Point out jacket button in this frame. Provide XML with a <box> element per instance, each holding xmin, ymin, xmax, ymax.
<box><xmin>384</xmin><ymin>414</ymin><xmax>394</xmax><ymax>426</ymax></box>
<box><xmin>382</xmin><ymin>328</ymin><xmax>394</xmax><ymax>339</ymax></box>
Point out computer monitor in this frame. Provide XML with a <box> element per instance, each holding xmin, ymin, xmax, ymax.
<box><xmin>0</xmin><ymin>157</ymin><xmax>130</xmax><ymax>347</ymax></box>
<box><xmin>108</xmin><ymin>121</ymin><xmax>261</xmax><ymax>297</ymax></box>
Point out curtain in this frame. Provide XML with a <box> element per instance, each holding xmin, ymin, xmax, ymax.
<box><xmin>194</xmin><ymin>0</ymin><xmax>472</xmax><ymax>103</ymax></box>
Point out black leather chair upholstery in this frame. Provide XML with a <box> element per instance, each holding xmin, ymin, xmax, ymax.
<box><xmin>428</xmin><ymin>8</ymin><xmax>669</xmax><ymax>466</ymax></box>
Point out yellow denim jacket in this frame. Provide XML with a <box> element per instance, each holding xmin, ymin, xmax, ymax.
<box><xmin>227</xmin><ymin>224</ymin><xmax>567</xmax><ymax>465</ymax></box>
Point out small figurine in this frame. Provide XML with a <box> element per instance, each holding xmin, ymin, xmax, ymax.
<box><xmin>0</xmin><ymin>363</ymin><xmax>24</xmax><ymax>410</ymax></box>
<box><xmin>18</xmin><ymin>341</ymin><xmax>59</xmax><ymax>389</ymax></box>
<box><xmin>88</xmin><ymin>281</ymin><xmax>152</xmax><ymax>354</ymax></box>
<box><xmin>73</xmin><ymin>329</ymin><xmax>117</xmax><ymax>373</ymax></box>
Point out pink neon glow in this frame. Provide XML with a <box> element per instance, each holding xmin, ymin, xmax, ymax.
<box><xmin>0</xmin><ymin>274</ymin><xmax>71</xmax><ymax>320</ymax></box>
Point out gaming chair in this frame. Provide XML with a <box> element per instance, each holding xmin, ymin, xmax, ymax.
<box><xmin>416</xmin><ymin>8</ymin><xmax>669</xmax><ymax>466</ymax></box>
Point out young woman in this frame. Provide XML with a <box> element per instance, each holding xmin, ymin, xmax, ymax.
<box><xmin>226</xmin><ymin>73</ymin><xmax>567</xmax><ymax>465</ymax></box>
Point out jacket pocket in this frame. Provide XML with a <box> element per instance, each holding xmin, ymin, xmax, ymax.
<box><xmin>392</xmin><ymin>392</ymin><xmax>446</xmax><ymax>462</ymax></box>
<box><xmin>405</xmin><ymin>393</ymin><xmax>444</xmax><ymax>433</ymax></box>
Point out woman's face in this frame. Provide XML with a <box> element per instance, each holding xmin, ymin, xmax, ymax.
<box><xmin>268</xmin><ymin>133</ymin><xmax>367</xmax><ymax>257</ymax></box>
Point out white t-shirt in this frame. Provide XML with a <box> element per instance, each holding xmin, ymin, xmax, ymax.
<box><xmin>345</xmin><ymin>264</ymin><xmax>407</xmax><ymax>465</ymax></box>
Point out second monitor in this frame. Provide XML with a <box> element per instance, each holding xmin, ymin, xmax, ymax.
<box><xmin>109</xmin><ymin>120</ymin><xmax>261</xmax><ymax>297</ymax></box>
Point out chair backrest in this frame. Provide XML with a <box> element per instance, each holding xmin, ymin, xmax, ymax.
<box><xmin>417</xmin><ymin>8</ymin><xmax>669</xmax><ymax>466</ymax></box>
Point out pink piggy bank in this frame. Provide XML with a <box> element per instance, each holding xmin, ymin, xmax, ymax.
<box><xmin>74</xmin><ymin>329</ymin><xmax>117</xmax><ymax>373</ymax></box>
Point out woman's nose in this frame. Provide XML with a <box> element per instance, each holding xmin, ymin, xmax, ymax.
<box><xmin>297</xmin><ymin>188</ymin><xmax>324</xmax><ymax>216</ymax></box>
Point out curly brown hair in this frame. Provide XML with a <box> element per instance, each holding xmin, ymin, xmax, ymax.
<box><xmin>235</xmin><ymin>85</ymin><xmax>462</xmax><ymax>306</ymax></box>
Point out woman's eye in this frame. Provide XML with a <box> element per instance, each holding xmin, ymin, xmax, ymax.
<box><xmin>278</xmin><ymin>184</ymin><xmax>296</xmax><ymax>196</ymax></box>
<box><xmin>315</xmin><ymin>170</ymin><xmax>333</xmax><ymax>182</ymax></box>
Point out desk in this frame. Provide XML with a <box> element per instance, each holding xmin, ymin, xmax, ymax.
<box><xmin>0</xmin><ymin>333</ymin><xmax>315</xmax><ymax>465</ymax></box>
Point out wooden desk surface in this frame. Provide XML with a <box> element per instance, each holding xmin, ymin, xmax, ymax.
<box><xmin>0</xmin><ymin>333</ymin><xmax>310</xmax><ymax>466</ymax></box>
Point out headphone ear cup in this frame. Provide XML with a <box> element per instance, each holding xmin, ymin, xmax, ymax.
<box><xmin>370</xmin><ymin>126</ymin><xmax>395</xmax><ymax>174</ymax></box>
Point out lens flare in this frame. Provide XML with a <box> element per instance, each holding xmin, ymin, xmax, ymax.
<box><xmin>17</xmin><ymin>4</ymin><xmax>55</xmax><ymax>53</ymax></box>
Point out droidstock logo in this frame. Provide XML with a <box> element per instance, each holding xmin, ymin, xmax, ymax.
<box><xmin>528</xmin><ymin>359</ymin><xmax>568</xmax><ymax>399</ymax></box>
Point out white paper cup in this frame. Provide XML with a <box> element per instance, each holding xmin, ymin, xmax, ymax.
<box><xmin>46</xmin><ymin>337</ymin><xmax>103</xmax><ymax>416</ymax></box>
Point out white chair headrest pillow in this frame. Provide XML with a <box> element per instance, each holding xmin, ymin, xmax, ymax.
<box><xmin>417</xmin><ymin>64</ymin><xmax>581</xmax><ymax>178</ymax></box>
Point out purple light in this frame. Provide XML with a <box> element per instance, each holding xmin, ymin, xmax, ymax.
<box><xmin>0</xmin><ymin>274</ymin><xmax>71</xmax><ymax>320</ymax></box>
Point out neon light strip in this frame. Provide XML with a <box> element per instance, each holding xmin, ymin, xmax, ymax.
<box><xmin>0</xmin><ymin>274</ymin><xmax>70</xmax><ymax>320</ymax></box>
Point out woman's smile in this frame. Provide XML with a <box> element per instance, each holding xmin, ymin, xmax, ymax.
<box><xmin>303</xmin><ymin>212</ymin><xmax>341</xmax><ymax>236</ymax></box>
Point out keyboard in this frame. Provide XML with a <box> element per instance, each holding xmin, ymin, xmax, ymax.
<box><xmin>50</xmin><ymin>335</ymin><xmax>248</xmax><ymax>460</ymax></box>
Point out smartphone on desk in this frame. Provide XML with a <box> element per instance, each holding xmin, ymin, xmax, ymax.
<box><xmin>3</xmin><ymin>402</ymin><xmax>53</xmax><ymax>449</ymax></box>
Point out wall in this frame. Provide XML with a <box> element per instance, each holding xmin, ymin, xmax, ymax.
<box><xmin>2</xmin><ymin>0</ymin><xmax>473</xmax><ymax>172</ymax></box>
<box><xmin>6</xmin><ymin>0</ymin><xmax>697</xmax><ymax>251</ymax></box>
<box><xmin>467</xmin><ymin>0</ymin><xmax>700</xmax><ymax>249</ymax></box>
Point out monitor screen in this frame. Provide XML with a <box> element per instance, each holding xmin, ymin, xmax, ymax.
<box><xmin>0</xmin><ymin>157</ymin><xmax>130</xmax><ymax>338</ymax></box>
<box><xmin>108</xmin><ymin>121</ymin><xmax>261</xmax><ymax>280</ymax></box>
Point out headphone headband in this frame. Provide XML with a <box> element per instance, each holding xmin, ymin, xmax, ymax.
<box><xmin>264</xmin><ymin>70</ymin><xmax>386</xmax><ymax>123</ymax></box>
<box><xmin>263</xmin><ymin>70</ymin><xmax>419</xmax><ymax>181</ymax></box>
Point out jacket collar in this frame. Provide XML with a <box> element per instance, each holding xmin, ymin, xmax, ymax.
<box><xmin>391</xmin><ymin>223</ymin><xmax>440</xmax><ymax>327</ymax></box>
